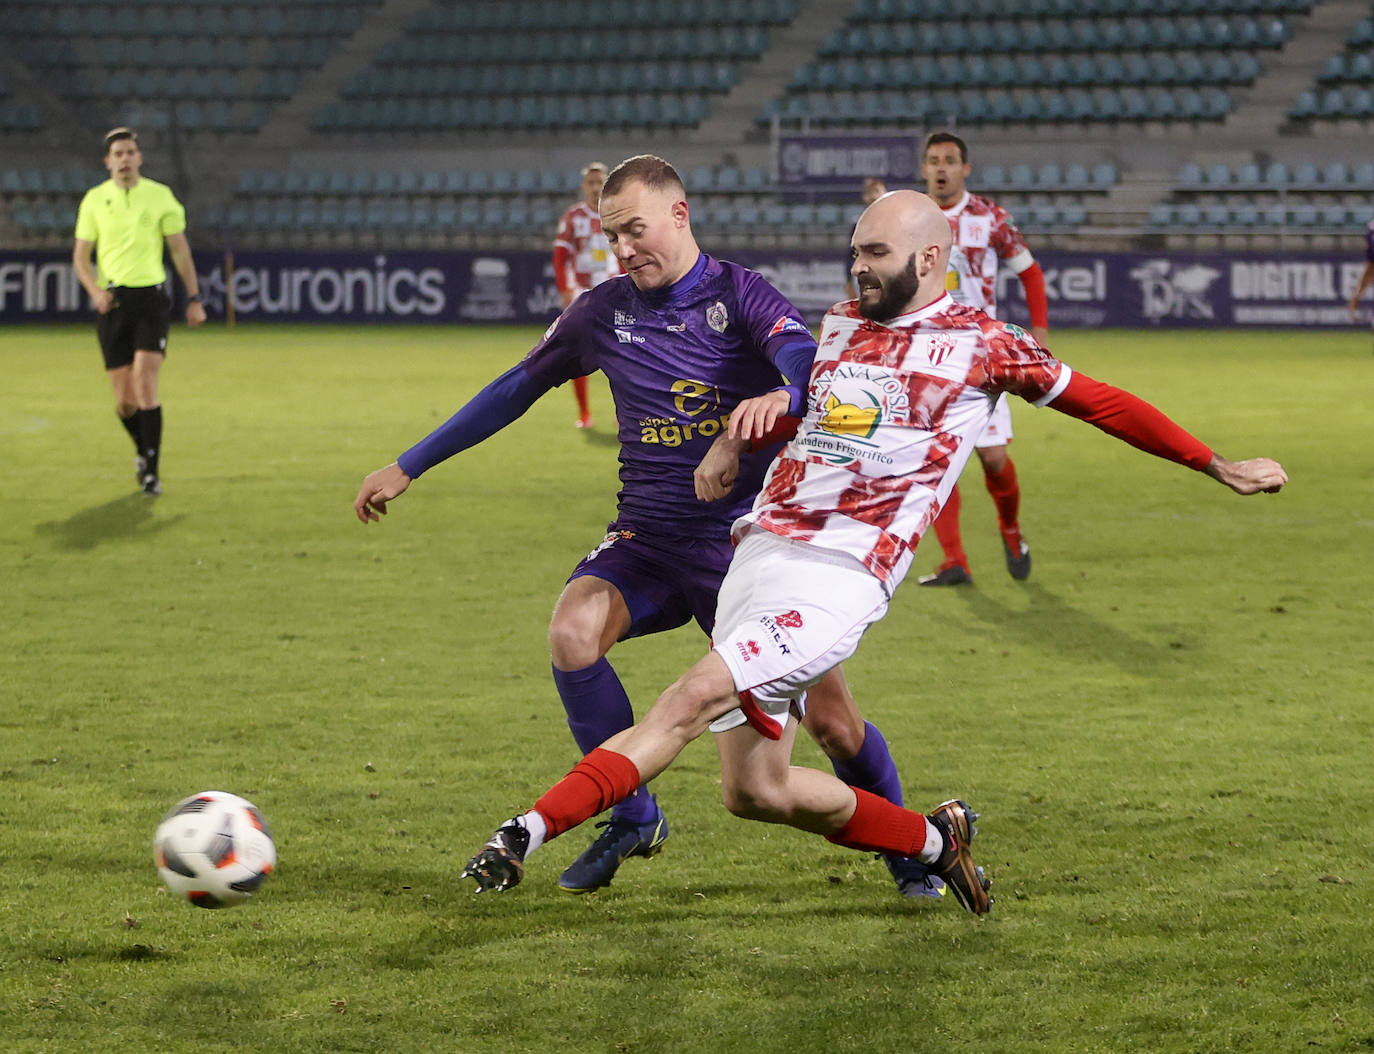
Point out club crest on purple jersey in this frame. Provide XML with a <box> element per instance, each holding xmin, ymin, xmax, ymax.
<box><xmin>706</xmin><ymin>300</ymin><xmax>729</xmax><ymax>333</ymax></box>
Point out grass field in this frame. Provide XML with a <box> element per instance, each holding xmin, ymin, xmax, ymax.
<box><xmin>2</xmin><ymin>322</ymin><xmax>1372</xmax><ymax>1053</ymax></box>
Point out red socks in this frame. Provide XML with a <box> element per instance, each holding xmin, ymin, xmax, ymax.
<box><xmin>572</xmin><ymin>375</ymin><xmax>592</xmax><ymax>424</ymax></box>
<box><xmin>533</xmin><ymin>748</ymin><xmax>641</xmax><ymax>839</ymax></box>
<box><xmin>984</xmin><ymin>458</ymin><xmax>1021</xmax><ymax>542</ymax></box>
<box><xmin>826</xmin><ymin>787</ymin><xmax>928</xmax><ymax>857</ymax></box>
<box><xmin>930</xmin><ymin>483</ymin><xmax>968</xmax><ymax>570</ymax></box>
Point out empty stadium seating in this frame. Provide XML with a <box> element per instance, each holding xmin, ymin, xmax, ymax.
<box><xmin>1289</xmin><ymin>10</ymin><xmax>1374</xmax><ymax>123</ymax></box>
<box><xmin>1149</xmin><ymin>158</ymin><xmax>1374</xmax><ymax>234</ymax></box>
<box><xmin>759</xmin><ymin>1</ymin><xmax>1309</xmax><ymax>128</ymax></box>
<box><xmin>1</xmin><ymin>0</ymin><xmax>1368</xmax><ymax>251</ymax></box>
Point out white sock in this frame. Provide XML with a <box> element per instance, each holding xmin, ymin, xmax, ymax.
<box><xmin>916</xmin><ymin>820</ymin><xmax>944</xmax><ymax>864</ymax></box>
<box><xmin>515</xmin><ymin>811</ymin><xmax>547</xmax><ymax>854</ymax></box>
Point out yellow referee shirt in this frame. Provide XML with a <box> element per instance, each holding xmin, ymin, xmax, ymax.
<box><xmin>74</xmin><ymin>177</ymin><xmax>187</xmax><ymax>288</ymax></box>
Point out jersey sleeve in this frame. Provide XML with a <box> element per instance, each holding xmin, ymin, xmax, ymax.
<box><xmin>159</xmin><ymin>188</ymin><xmax>187</xmax><ymax>236</ymax></box>
<box><xmin>74</xmin><ymin>190</ymin><xmax>98</xmax><ymax>242</ymax></box>
<box><xmin>1365</xmin><ymin>222</ymin><xmax>1374</xmax><ymax>263</ymax></box>
<box><xmin>553</xmin><ymin>208</ymin><xmax>575</xmax><ymax>253</ymax></box>
<box><xmin>519</xmin><ymin>291</ymin><xmax>599</xmax><ymax>385</ymax></box>
<box><xmin>979</xmin><ymin>318</ymin><xmax>1070</xmax><ymax>404</ymax></box>
<box><xmin>735</xmin><ymin>269</ymin><xmax>817</xmax><ymax>416</ymax></box>
<box><xmin>396</xmin><ymin>362</ymin><xmax>551</xmax><ymax>479</ymax></box>
<box><xmin>990</xmin><ymin>202</ymin><xmax>1034</xmax><ymax>273</ymax></box>
<box><xmin>1046</xmin><ymin>371</ymin><xmax>1214</xmax><ymax>470</ymax></box>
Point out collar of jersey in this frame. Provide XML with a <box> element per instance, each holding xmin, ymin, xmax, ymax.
<box><xmin>882</xmin><ymin>292</ymin><xmax>954</xmax><ymax>327</ymax></box>
<box><xmin>940</xmin><ymin>190</ymin><xmax>972</xmax><ymax>217</ymax></box>
<box><xmin>637</xmin><ymin>252</ymin><xmax>710</xmax><ymax>308</ymax></box>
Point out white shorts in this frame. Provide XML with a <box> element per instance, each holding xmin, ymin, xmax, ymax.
<box><xmin>974</xmin><ymin>393</ymin><xmax>1014</xmax><ymax>449</ymax></box>
<box><xmin>709</xmin><ymin>530</ymin><xmax>889</xmax><ymax>739</ymax></box>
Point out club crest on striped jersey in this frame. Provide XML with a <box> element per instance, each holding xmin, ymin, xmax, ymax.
<box><xmin>927</xmin><ymin>333</ymin><xmax>956</xmax><ymax>365</ymax></box>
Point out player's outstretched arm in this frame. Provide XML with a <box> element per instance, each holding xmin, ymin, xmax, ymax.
<box><xmin>1203</xmin><ymin>455</ymin><xmax>1287</xmax><ymax>495</ymax></box>
<box><xmin>354</xmin><ymin>463</ymin><xmax>413</xmax><ymax>523</ymax></box>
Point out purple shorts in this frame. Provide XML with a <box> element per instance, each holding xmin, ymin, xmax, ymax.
<box><xmin>568</xmin><ymin>523</ymin><xmax>734</xmax><ymax>640</ymax></box>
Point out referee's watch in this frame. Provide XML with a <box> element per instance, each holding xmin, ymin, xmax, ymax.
<box><xmin>187</xmin><ymin>295</ymin><xmax>201</xmax><ymax>302</ymax></box>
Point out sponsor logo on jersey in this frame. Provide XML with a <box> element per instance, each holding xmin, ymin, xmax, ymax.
<box><xmin>706</xmin><ymin>300</ymin><xmax>729</xmax><ymax>333</ymax></box>
<box><xmin>758</xmin><ymin>614</ymin><xmax>793</xmax><ymax>656</ymax></box>
<box><xmin>542</xmin><ymin>316</ymin><xmax>560</xmax><ymax>340</ymax></box>
<box><xmin>670</xmin><ymin>378</ymin><xmax>719</xmax><ymax>417</ymax></box>
<box><xmin>804</xmin><ymin>363</ymin><xmax>907</xmax><ymax>465</ymax></box>
<box><xmin>767</xmin><ymin>314</ymin><xmax>808</xmax><ymax>337</ymax></box>
<box><xmin>614</xmin><ymin>309</ymin><xmax>636</xmax><ymax>326</ymax></box>
<box><xmin>819</xmin><ymin>393</ymin><xmax>880</xmax><ymax>438</ymax></box>
<box><xmin>735</xmin><ymin>639</ymin><xmax>762</xmax><ymax>663</ymax></box>
<box><xmin>639</xmin><ymin>379</ymin><xmax>729</xmax><ymax>446</ymax></box>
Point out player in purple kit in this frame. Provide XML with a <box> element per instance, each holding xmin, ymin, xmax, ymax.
<box><xmin>354</xmin><ymin>155</ymin><xmax>939</xmax><ymax>898</ymax></box>
<box><xmin>1347</xmin><ymin>218</ymin><xmax>1374</xmax><ymax>351</ymax></box>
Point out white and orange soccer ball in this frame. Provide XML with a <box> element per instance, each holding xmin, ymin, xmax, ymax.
<box><xmin>153</xmin><ymin>791</ymin><xmax>276</xmax><ymax>909</ymax></box>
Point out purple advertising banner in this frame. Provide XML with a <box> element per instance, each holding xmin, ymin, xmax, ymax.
<box><xmin>776</xmin><ymin>136</ymin><xmax>920</xmax><ymax>196</ymax></box>
<box><xmin>3</xmin><ymin>248</ymin><xmax>1368</xmax><ymax>328</ymax></box>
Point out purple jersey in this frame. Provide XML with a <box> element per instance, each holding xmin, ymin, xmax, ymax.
<box><xmin>1365</xmin><ymin>220</ymin><xmax>1374</xmax><ymax>263</ymax></box>
<box><xmin>521</xmin><ymin>254</ymin><xmax>814</xmax><ymax>535</ymax></box>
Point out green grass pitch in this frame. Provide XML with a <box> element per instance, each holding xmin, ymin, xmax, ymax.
<box><xmin>2</xmin><ymin>322</ymin><xmax>1372</xmax><ymax>1053</ymax></box>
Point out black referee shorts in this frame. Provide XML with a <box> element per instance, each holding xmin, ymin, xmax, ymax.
<box><xmin>97</xmin><ymin>285</ymin><xmax>171</xmax><ymax>370</ymax></box>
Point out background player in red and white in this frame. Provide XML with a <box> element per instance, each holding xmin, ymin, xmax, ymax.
<box><xmin>553</xmin><ymin>162</ymin><xmax>621</xmax><ymax>428</ymax></box>
<box><xmin>1347</xmin><ymin>217</ymin><xmax>1374</xmax><ymax>352</ymax></box>
<box><xmin>918</xmin><ymin>132</ymin><xmax>1050</xmax><ymax>586</ymax></box>
<box><xmin>458</xmin><ymin>190</ymin><xmax>1286</xmax><ymax>912</ymax></box>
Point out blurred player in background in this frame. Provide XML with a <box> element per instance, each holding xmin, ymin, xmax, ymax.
<box><xmin>844</xmin><ymin>176</ymin><xmax>888</xmax><ymax>299</ymax></box>
<box><xmin>553</xmin><ymin>162</ymin><xmax>621</xmax><ymax>428</ymax></box>
<box><xmin>918</xmin><ymin>132</ymin><xmax>1049</xmax><ymax>586</ymax></box>
<box><xmin>72</xmin><ymin>127</ymin><xmax>206</xmax><ymax>497</ymax></box>
<box><xmin>1348</xmin><ymin>216</ymin><xmax>1374</xmax><ymax>351</ymax></box>
<box><xmin>458</xmin><ymin>189</ymin><xmax>1286</xmax><ymax>908</ymax></box>
<box><xmin>357</xmin><ymin>155</ymin><xmax>939</xmax><ymax>899</ymax></box>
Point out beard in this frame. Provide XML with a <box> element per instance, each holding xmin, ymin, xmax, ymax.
<box><xmin>857</xmin><ymin>252</ymin><xmax>921</xmax><ymax>322</ymax></box>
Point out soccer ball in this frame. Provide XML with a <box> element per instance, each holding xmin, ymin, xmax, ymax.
<box><xmin>153</xmin><ymin>791</ymin><xmax>276</xmax><ymax>909</ymax></box>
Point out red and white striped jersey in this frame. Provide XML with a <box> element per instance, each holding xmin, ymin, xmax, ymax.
<box><xmin>553</xmin><ymin>201</ymin><xmax>619</xmax><ymax>293</ymax></box>
<box><xmin>737</xmin><ymin>294</ymin><xmax>1069</xmax><ymax>587</ymax></box>
<box><xmin>940</xmin><ymin>190</ymin><xmax>1034</xmax><ymax>318</ymax></box>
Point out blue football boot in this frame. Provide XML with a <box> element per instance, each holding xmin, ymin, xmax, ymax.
<box><xmin>558</xmin><ymin>811</ymin><xmax>669</xmax><ymax>893</ymax></box>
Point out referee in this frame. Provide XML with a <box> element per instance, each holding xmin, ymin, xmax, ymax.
<box><xmin>73</xmin><ymin>127</ymin><xmax>206</xmax><ymax>496</ymax></box>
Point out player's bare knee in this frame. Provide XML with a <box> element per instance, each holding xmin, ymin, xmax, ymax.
<box><xmin>978</xmin><ymin>445</ymin><xmax>1009</xmax><ymax>473</ymax></box>
<box><xmin>719</xmin><ymin>776</ymin><xmax>788</xmax><ymax>822</ymax></box>
<box><xmin>804</xmin><ymin>712</ymin><xmax>864</xmax><ymax>760</ymax></box>
<box><xmin>548</xmin><ymin>610</ymin><xmax>604</xmax><ymax>671</ymax></box>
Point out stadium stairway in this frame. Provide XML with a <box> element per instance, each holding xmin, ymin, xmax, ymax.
<box><xmin>249</xmin><ymin>0</ymin><xmax>433</xmax><ymax>150</ymax></box>
<box><xmin>690</xmin><ymin>0</ymin><xmax>853</xmax><ymax>145</ymax></box>
<box><xmin>1221</xmin><ymin>0</ymin><xmax>1370</xmax><ymax>139</ymax></box>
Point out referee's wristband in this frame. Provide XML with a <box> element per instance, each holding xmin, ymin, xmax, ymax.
<box><xmin>187</xmin><ymin>295</ymin><xmax>201</xmax><ymax>302</ymax></box>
